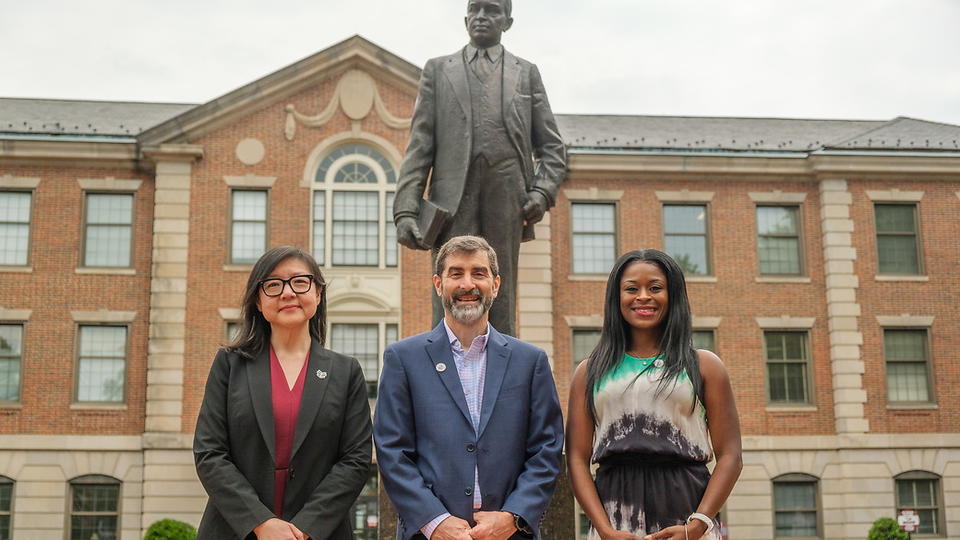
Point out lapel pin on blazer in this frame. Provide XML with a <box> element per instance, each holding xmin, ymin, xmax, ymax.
<box><xmin>435</xmin><ymin>363</ymin><xmax>447</xmax><ymax>373</ymax></box>
<box><xmin>316</xmin><ymin>370</ymin><xmax>328</xmax><ymax>380</ymax></box>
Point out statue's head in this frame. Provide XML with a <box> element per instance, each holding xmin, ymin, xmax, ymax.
<box><xmin>464</xmin><ymin>0</ymin><xmax>513</xmax><ymax>48</ymax></box>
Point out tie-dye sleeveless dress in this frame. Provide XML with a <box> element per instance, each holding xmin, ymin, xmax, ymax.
<box><xmin>588</xmin><ymin>353</ymin><xmax>718</xmax><ymax>539</ymax></box>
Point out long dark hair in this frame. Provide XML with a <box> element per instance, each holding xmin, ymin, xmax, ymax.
<box><xmin>226</xmin><ymin>246</ymin><xmax>327</xmax><ymax>357</ymax></box>
<box><xmin>584</xmin><ymin>249</ymin><xmax>703</xmax><ymax>423</ymax></box>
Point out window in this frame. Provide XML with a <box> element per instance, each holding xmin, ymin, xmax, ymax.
<box><xmin>225</xmin><ymin>321</ymin><xmax>240</xmax><ymax>342</ymax></box>
<box><xmin>69</xmin><ymin>475</ymin><xmax>120</xmax><ymax>540</ymax></box>
<box><xmin>575</xmin><ymin>501</ymin><xmax>590</xmax><ymax>539</ymax></box>
<box><xmin>693</xmin><ymin>329</ymin><xmax>715</xmax><ymax>352</ymax></box>
<box><xmin>663</xmin><ymin>204</ymin><xmax>710</xmax><ymax>275</ymax></box>
<box><xmin>333</xmin><ymin>192</ymin><xmax>379</xmax><ymax>266</ymax></box>
<box><xmin>351</xmin><ymin>469</ymin><xmax>379</xmax><ymax>540</ymax></box>
<box><xmin>571</xmin><ymin>202</ymin><xmax>616</xmax><ymax>274</ymax></box>
<box><xmin>884</xmin><ymin>329</ymin><xmax>931</xmax><ymax>403</ymax></box>
<box><xmin>773</xmin><ymin>474</ymin><xmax>820</xmax><ymax>538</ymax></box>
<box><xmin>76</xmin><ymin>326</ymin><xmax>127</xmax><ymax>403</ymax></box>
<box><xmin>331</xmin><ymin>323</ymin><xmax>397</xmax><ymax>398</ymax></box>
<box><xmin>312</xmin><ymin>144</ymin><xmax>397</xmax><ymax>268</ymax></box>
<box><xmin>230</xmin><ymin>190</ymin><xmax>267</xmax><ymax>264</ymax></box>
<box><xmin>757</xmin><ymin>206</ymin><xmax>802</xmax><ymax>275</ymax></box>
<box><xmin>765</xmin><ymin>331</ymin><xmax>810</xmax><ymax>404</ymax></box>
<box><xmin>895</xmin><ymin>471</ymin><xmax>943</xmax><ymax>536</ymax></box>
<box><xmin>83</xmin><ymin>193</ymin><xmax>133</xmax><ymax>267</ymax></box>
<box><xmin>0</xmin><ymin>476</ymin><xmax>11</xmax><ymax>540</ymax></box>
<box><xmin>0</xmin><ymin>325</ymin><xmax>22</xmax><ymax>402</ymax></box>
<box><xmin>875</xmin><ymin>204</ymin><xmax>921</xmax><ymax>275</ymax></box>
<box><xmin>571</xmin><ymin>329</ymin><xmax>601</xmax><ymax>372</ymax></box>
<box><xmin>0</xmin><ymin>192</ymin><xmax>31</xmax><ymax>266</ymax></box>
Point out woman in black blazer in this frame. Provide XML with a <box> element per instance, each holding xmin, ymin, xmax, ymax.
<box><xmin>194</xmin><ymin>246</ymin><xmax>372</xmax><ymax>540</ymax></box>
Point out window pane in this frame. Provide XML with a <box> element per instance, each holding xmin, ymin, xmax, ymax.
<box><xmin>663</xmin><ymin>205</ymin><xmax>706</xmax><ymax>234</ymax></box>
<box><xmin>884</xmin><ymin>330</ymin><xmax>925</xmax><ymax>361</ymax></box>
<box><xmin>232</xmin><ymin>191</ymin><xmax>267</xmax><ymax>220</ymax></box>
<box><xmin>70</xmin><ymin>482</ymin><xmax>119</xmax><ymax>540</ymax></box>
<box><xmin>693</xmin><ymin>330</ymin><xmax>715</xmax><ymax>352</ymax></box>
<box><xmin>572</xmin><ymin>203</ymin><xmax>616</xmax><ymax>275</ymax></box>
<box><xmin>0</xmin><ymin>192</ymin><xmax>31</xmax><ymax>266</ymax></box>
<box><xmin>877</xmin><ymin>236</ymin><xmax>919</xmax><ymax>274</ymax></box>
<box><xmin>77</xmin><ymin>327</ymin><xmax>126</xmax><ymax>402</ymax></box>
<box><xmin>766</xmin><ymin>332</ymin><xmax>809</xmax><ymax>403</ymax></box>
<box><xmin>335</xmin><ymin>161</ymin><xmax>378</xmax><ymax>183</ymax></box>
<box><xmin>0</xmin><ymin>479</ymin><xmax>11</xmax><ymax>540</ymax></box>
<box><xmin>86</xmin><ymin>194</ymin><xmax>132</xmax><ymax>224</ymax></box>
<box><xmin>897</xmin><ymin>478</ymin><xmax>940</xmax><ymax>535</ymax></box>
<box><xmin>665</xmin><ymin>235</ymin><xmax>708</xmax><ymax>275</ymax></box>
<box><xmin>85</xmin><ymin>225</ymin><xmax>132</xmax><ymax>267</ymax></box>
<box><xmin>385</xmin><ymin>192</ymin><xmax>397</xmax><ymax>267</ymax></box>
<box><xmin>757</xmin><ymin>207</ymin><xmax>798</xmax><ymax>235</ymax></box>
<box><xmin>572</xmin><ymin>204</ymin><xmax>614</xmax><ymax>233</ymax></box>
<box><xmin>231</xmin><ymin>222</ymin><xmax>266</xmax><ymax>264</ymax></box>
<box><xmin>313</xmin><ymin>191</ymin><xmax>325</xmax><ymax>265</ymax></box>
<box><xmin>758</xmin><ymin>237</ymin><xmax>801</xmax><ymax>274</ymax></box>
<box><xmin>875</xmin><ymin>205</ymin><xmax>916</xmax><ymax>233</ymax></box>
<box><xmin>332</xmin><ymin>324</ymin><xmax>379</xmax><ymax>398</ymax></box>
<box><xmin>887</xmin><ymin>362</ymin><xmax>930</xmax><ymax>402</ymax></box>
<box><xmin>774</xmin><ymin>481</ymin><xmax>818</xmax><ymax>537</ymax></box>
<box><xmin>572</xmin><ymin>330</ymin><xmax>601</xmax><ymax>372</ymax></box>
<box><xmin>332</xmin><ymin>192</ymin><xmax>379</xmax><ymax>266</ymax></box>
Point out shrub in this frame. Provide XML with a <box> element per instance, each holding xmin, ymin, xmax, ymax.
<box><xmin>144</xmin><ymin>519</ymin><xmax>197</xmax><ymax>540</ymax></box>
<box><xmin>867</xmin><ymin>517</ymin><xmax>910</xmax><ymax>540</ymax></box>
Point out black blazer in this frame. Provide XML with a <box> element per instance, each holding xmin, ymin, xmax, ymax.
<box><xmin>194</xmin><ymin>342</ymin><xmax>372</xmax><ymax>540</ymax></box>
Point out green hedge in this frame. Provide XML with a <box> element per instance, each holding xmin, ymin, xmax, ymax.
<box><xmin>867</xmin><ymin>517</ymin><xmax>910</xmax><ymax>540</ymax></box>
<box><xmin>144</xmin><ymin>519</ymin><xmax>197</xmax><ymax>540</ymax></box>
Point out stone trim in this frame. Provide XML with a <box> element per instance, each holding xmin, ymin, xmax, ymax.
<box><xmin>686</xmin><ymin>276</ymin><xmax>718</xmax><ymax>283</ymax></box>
<box><xmin>0</xmin><ymin>308</ymin><xmax>32</xmax><ymax>321</ymax></box>
<box><xmin>563</xmin><ymin>315</ymin><xmax>603</xmax><ymax>328</ymax></box>
<box><xmin>692</xmin><ymin>316</ymin><xmax>722</xmax><ymax>329</ymax></box>
<box><xmin>875</xmin><ymin>315</ymin><xmax>935</xmax><ymax>327</ymax></box>
<box><xmin>223</xmin><ymin>174</ymin><xmax>277</xmax><ymax>188</ymax></box>
<box><xmin>70</xmin><ymin>309</ymin><xmax>137</xmax><ymax>323</ymax></box>
<box><xmin>300</xmin><ymin>132</ymin><xmax>403</xmax><ymax>187</ymax></box>
<box><xmin>76</xmin><ymin>177</ymin><xmax>142</xmax><ymax>191</ymax></box>
<box><xmin>818</xmin><ymin>178</ymin><xmax>868</xmax><ymax>435</ymax></box>
<box><xmin>0</xmin><ymin>175</ymin><xmax>40</xmax><ymax>189</ymax></box>
<box><xmin>218</xmin><ymin>308</ymin><xmax>242</xmax><ymax>320</ymax></box>
<box><xmin>755</xmin><ymin>316</ymin><xmax>815</xmax><ymax>328</ymax></box>
<box><xmin>865</xmin><ymin>189</ymin><xmax>924</xmax><ymax>202</ymax></box>
<box><xmin>74</xmin><ymin>267</ymin><xmax>137</xmax><ymax>275</ymax></box>
<box><xmin>518</xmin><ymin>214</ymin><xmax>554</xmax><ymax>360</ymax></box>
<box><xmin>563</xmin><ymin>187</ymin><xmax>624</xmax><ymax>201</ymax></box>
<box><xmin>654</xmin><ymin>190</ymin><xmax>715</xmax><ymax>202</ymax></box>
<box><xmin>874</xmin><ymin>275</ymin><xmax>929</xmax><ymax>282</ymax></box>
<box><xmin>748</xmin><ymin>191</ymin><xmax>807</xmax><ymax>204</ymax></box>
<box><xmin>755</xmin><ymin>276</ymin><xmax>811</xmax><ymax>283</ymax></box>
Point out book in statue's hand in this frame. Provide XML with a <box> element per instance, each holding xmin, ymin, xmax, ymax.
<box><xmin>418</xmin><ymin>199</ymin><xmax>449</xmax><ymax>248</ymax></box>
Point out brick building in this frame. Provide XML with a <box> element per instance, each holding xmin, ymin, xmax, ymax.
<box><xmin>1</xmin><ymin>36</ymin><xmax>958</xmax><ymax>539</ymax></box>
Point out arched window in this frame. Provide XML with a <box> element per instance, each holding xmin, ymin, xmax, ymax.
<box><xmin>895</xmin><ymin>470</ymin><xmax>943</xmax><ymax>535</ymax></box>
<box><xmin>772</xmin><ymin>473</ymin><xmax>820</xmax><ymax>538</ymax></box>
<box><xmin>68</xmin><ymin>475</ymin><xmax>120</xmax><ymax>540</ymax></box>
<box><xmin>312</xmin><ymin>143</ymin><xmax>398</xmax><ymax>267</ymax></box>
<box><xmin>0</xmin><ymin>475</ymin><xmax>13</xmax><ymax>540</ymax></box>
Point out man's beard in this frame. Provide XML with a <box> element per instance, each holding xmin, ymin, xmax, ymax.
<box><xmin>443</xmin><ymin>288</ymin><xmax>494</xmax><ymax>325</ymax></box>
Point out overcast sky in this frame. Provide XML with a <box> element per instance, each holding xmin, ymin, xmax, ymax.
<box><xmin>2</xmin><ymin>0</ymin><xmax>958</xmax><ymax>125</ymax></box>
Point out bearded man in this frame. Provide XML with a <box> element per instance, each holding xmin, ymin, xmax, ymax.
<box><xmin>374</xmin><ymin>236</ymin><xmax>564</xmax><ymax>540</ymax></box>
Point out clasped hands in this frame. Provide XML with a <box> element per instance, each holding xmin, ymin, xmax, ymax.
<box><xmin>395</xmin><ymin>191</ymin><xmax>548</xmax><ymax>251</ymax></box>
<box><xmin>432</xmin><ymin>511</ymin><xmax>517</xmax><ymax>540</ymax></box>
<box><xmin>596</xmin><ymin>518</ymin><xmax>707</xmax><ymax>540</ymax></box>
<box><xmin>253</xmin><ymin>517</ymin><xmax>309</xmax><ymax>540</ymax></box>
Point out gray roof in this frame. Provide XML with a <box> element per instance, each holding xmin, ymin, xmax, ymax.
<box><xmin>557</xmin><ymin>114</ymin><xmax>960</xmax><ymax>153</ymax></box>
<box><xmin>3</xmin><ymin>97</ymin><xmax>959</xmax><ymax>153</ymax></box>
<box><xmin>0</xmin><ymin>97</ymin><xmax>195</xmax><ymax>139</ymax></box>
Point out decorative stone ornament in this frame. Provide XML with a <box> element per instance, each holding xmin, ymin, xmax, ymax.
<box><xmin>235</xmin><ymin>138</ymin><xmax>265</xmax><ymax>165</ymax></box>
<box><xmin>284</xmin><ymin>69</ymin><xmax>411</xmax><ymax>140</ymax></box>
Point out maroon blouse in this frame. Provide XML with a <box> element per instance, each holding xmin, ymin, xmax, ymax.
<box><xmin>269</xmin><ymin>347</ymin><xmax>309</xmax><ymax>516</ymax></box>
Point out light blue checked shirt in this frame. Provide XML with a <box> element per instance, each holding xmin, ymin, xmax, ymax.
<box><xmin>421</xmin><ymin>319</ymin><xmax>489</xmax><ymax>539</ymax></box>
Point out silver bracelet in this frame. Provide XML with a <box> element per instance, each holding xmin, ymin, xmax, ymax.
<box><xmin>686</xmin><ymin>512</ymin><xmax>715</xmax><ymax>534</ymax></box>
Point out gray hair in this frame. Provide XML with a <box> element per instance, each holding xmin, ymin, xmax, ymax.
<box><xmin>434</xmin><ymin>235</ymin><xmax>500</xmax><ymax>277</ymax></box>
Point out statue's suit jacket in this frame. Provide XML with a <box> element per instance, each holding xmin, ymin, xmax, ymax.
<box><xmin>393</xmin><ymin>46</ymin><xmax>566</xmax><ymax>243</ymax></box>
<box><xmin>193</xmin><ymin>343</ymin><xmax>372</xmax><ymax>540</ymax></box>
<box><xmin>373</xmin><ymin>323</ymin><xmax>564</xmax><ymax>540</ymax></box>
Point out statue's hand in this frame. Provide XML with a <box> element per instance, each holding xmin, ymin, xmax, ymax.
<box><xmin>396</xmin><ymin>216</ymin><xmax>428</xmax><ymax>250</ymax></box>
<box><xmin>522</xmin><ymin>191</ymin><xmax>548</xmax><ymax>226</ymax></box>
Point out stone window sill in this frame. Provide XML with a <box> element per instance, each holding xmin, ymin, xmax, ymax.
<box><xmin>756</xmin><ymin>276</ymin><xmax>811</xmax><ymax>283</ymax></box>
<box><xmin>875</xmin><ymin>275</ymin><xmax>929</xmax><ymax>282</ymax></box>
<box><xmin>0</xmin><ymin>266</ymin><xmax>32</xmax><ymax>273</ymax></box>
<box><xmin>70</xmin><ymin>403</ymin><xmax>128</xmax><ymax>411</ymax></box>
<box><xmin>566</xmin><ymin>274</ymin><xmax>608</xmax><ymax>282</ymax></box>
<box><xmin>75</xmin><ymin>267</ymin><xmax>136</xmax><ymax>275</ymax></box>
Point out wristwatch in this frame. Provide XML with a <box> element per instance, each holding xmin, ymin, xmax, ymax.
<box><xmin>511</xmin><ymin>512</ymin><xmax>533</xmax><ymax>536</ymax></box>
<box><xmin>686</xmin><ymin>512</ymin><xmax>715</xmax><ymax>534</ymax></box>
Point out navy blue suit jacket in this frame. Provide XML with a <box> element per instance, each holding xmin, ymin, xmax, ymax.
<box><xmin>374</xmin><ymin>322</ymin><xmax>564</xmax><ymax>540</ymax></box>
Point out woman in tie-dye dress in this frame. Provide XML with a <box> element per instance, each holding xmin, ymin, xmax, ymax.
<box><xmin>566</xmin><ymin>250</ymin><xmax>742</xmax><ymax>540</ymax></box>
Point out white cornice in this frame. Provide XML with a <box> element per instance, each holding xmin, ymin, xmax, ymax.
<box><xmin>0</xmin><ymin>139</ymin><xmax>137</xmax><ymax>166</ymax></box>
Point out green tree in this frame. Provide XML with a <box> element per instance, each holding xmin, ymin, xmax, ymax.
<box><xmin>867</xmin><ymin>517</ymin><xmax>910</xmax><ymax>540</ymax></box>
<box><xmin>144</xmin><ymin>519</ymin><xmax>197</xmax><ymax>540</ymax></box>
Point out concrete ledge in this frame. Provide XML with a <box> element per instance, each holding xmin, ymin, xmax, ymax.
<box><xmin>875</xmin><ymin>314</ymin><xmax>934</xmax><ymax>327</ymax></box>
<box><xmin>749</xmin><ymin>191</ymin><xmax>807</xmax><ymax>203</ymax></box>
<box><xmin>866</xmin><ymin>189</ymin><xmax>924</xmax><ymax>202</ymax></box>
<box><xmin>0</xmin><ymin>175</ymin><xmax>40</xmax><ymax>189</ymax></box>
<box><xmin>563</xmin><ymin>187</ymin><xmax>623</xmax><ymax>201</ymax></box>
<box><xmin>70</xmin><ymin>309</ymin><xmax>137</xmax><ymax>323</ymax></box>
<box><xmin>655</xmin><ymin>190</ymin><xmax>714</xmax><ymax>202</ymax></box>
<box><xmin>0</xmin><ymin>307</ymin><xmax>32</xmax><ymax>320</ymax></box>
<box><xmin>76</xmin><ymin>177</ymin><xmax>142</xmax><ymax>191</ymax></box>
<box><xmin>755</xmin><ymin>316</ymin><xmax>815</xmax><ymax>328</ymax></box>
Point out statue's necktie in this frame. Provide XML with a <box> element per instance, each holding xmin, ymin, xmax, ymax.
<box><xmin>473</xmin><ymin>50</ymin><xmax>493</xmax><ymax>79</ymax></box>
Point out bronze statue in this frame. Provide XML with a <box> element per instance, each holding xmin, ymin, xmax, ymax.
<box><xmin>393</xmin><ymin>0</ymin><xmax>567</xmax><ymax>337</ymax></box>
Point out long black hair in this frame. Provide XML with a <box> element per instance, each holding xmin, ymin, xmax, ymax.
<box><xmin>226</xmin><ymin>246</ymin><xmax>327</xmax><ymax>357</ymax></box>
<box><xmin>584</xmin><ymin>249</ymin><xmax>704</xmax><ymax>423</ymax></box>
